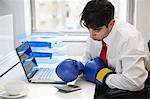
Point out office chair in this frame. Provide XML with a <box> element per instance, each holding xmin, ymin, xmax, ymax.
<box><xmin>148</xmin><ymin>40</ymin><xmax>150</xmax><ymax>51</ymax></box>
<box><xmin>148</xmin><ymin>40</ymin><xmax>150</xmax><ymax>96</ymax></box>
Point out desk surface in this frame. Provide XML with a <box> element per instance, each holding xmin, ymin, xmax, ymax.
<box><xmin>0</xmin><ymin>57</ymin><xmax>95</xmax><ymax>99</ymax></box>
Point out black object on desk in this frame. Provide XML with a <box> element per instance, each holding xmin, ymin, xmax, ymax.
<box><xmin>54</xmin><ymin>85</ymin><xmax>81</xmax><ymax>93</ymax></box>
<box><xmin>0</xmin><ymin>62</ymin><xmax>19</xmax><ymax>77</ymax></box>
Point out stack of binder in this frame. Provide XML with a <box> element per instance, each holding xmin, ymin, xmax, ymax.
<box><xmin>17</xmin><ymin>32</ymin><xmax>67</xmax><ymax>67</ymax></box>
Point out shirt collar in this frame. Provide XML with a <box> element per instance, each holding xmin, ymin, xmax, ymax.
<box><xmin>103</xmin><ymin>20</ymin><xmax>117</xmax><ymax>46</ymax></box>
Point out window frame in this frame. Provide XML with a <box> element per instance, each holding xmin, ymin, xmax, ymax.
<box><xmin>30</xmin><ymin>0</ymin><xmax>132</xmax><ymax>36</ymax></box>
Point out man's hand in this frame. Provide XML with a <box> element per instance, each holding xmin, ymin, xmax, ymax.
<box><xmin>56</xmin><ymin>59</ymin><xmax>84</xmax><ymax>82</ymax></box>
<box><xmin>83</xmin><ymin>57</ymin><xmax>114</xmax><ymax>86</ymax></box>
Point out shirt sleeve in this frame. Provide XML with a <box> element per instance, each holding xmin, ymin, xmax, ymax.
<box><xmin>105</xmin><ymin>35</ymin><xmax>148</xmax><ymax>91</ymax></box>
<box><xmin>82</xmin><ymin>37</ymin><xmax>102</xmax><ymax>65</ymax></box>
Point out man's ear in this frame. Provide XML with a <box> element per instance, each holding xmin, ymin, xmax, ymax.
<box><xmin>108</xmin><ymin>19</ymin><xmax>115</xmax><ymax>29</ymax></box>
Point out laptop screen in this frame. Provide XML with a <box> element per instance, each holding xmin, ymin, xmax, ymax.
<box><xmin>16</xmin><ymin>42</ymin><xmax>38</xmax><ymax>79</ymax></box>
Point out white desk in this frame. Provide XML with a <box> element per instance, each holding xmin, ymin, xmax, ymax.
<box><xmin>0</xmin><ymin>59</ymin><xmax>95</xmax><ymax>99</ymax></box>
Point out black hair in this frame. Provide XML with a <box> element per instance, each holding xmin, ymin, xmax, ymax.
<box><xmin>80</xmin><ymin>0</ymin><xmax>115</xmax><ymax>29</ymax></box>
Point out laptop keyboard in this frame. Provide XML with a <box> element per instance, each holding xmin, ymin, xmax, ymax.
<box><xmin>33</xmin><ymin>68</ymin><xmax>57</xmax><ymax>80</ymax></box>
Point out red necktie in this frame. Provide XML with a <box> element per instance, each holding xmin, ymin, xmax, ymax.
<box><xmin>100</xmin><ymin>40</ymin><xmax>107</xmax><ymax>65</ymax></box>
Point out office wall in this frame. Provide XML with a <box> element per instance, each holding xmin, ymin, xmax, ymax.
<box><xmin>0</xmin><ymin>0</ymin><xmax>31</xmax><ymax>47</ymax></box>
<box><xmin>0</xmin><ymin>15</ymin><xmax>13</xmax><ymax>57</ymax></box>
<box><xmin>135</xmin><ymin>0</ymin><xmax>150</xmax><ymax>42</ymax></box>
<box><xmin>0</xmin><ymin>1</ymin><xmax>25</xmax><ymax>69</ymax></box>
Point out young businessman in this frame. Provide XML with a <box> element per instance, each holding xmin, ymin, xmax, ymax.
<box><xmin>56</xmin><ymin>0</ymin><xmax>150</xmax><ymax>98</ymax></box>
<box><xmin>80</xmin><ymin>0</ymin><xmax>150</xmax><ymax>98</ymax></box>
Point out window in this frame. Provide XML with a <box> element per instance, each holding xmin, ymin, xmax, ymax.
<box><xmin>31</xmin><ymin>0</ymin><xmax>127</xmax><ymax>34</ymax></box>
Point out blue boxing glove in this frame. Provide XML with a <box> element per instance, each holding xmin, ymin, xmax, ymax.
<box><xmin>83</xmin><ymin>57</ymin><xmax>114</xmax><ymax>86</ymax></box>
<box><xmin>56</xmin><ymin>59</ymin><xmax>84</xmax><ymax>82</ymax></box>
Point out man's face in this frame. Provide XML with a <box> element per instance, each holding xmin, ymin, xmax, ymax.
<box><xmin>88</xmin><ymin>19</ymin><xmax>115</xmax><ymax>41</ymax></box>
<box><xmin>88</xmin><ymin>25</ymin><xmax>110</xmax><ymax>41</ymax></box>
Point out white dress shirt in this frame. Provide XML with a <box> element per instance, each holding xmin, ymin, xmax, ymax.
<box><xmin>82</xmin><ymin>20</ymin><xmax>150</xmax><ymax>91</ymax></box>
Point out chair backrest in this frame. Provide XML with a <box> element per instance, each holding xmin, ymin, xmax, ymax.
<box><xmin>148</xmin><ymin>40</ymin><xmax>150</xmax><ymax>51</ymax></box>
<box><xmin>147</xmin><ymin>40</ymin><xmax>150</xmax><ymax>97</ymax></box>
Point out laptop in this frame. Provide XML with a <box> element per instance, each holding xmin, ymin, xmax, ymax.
<box><xmin>16</xmin><ymin>41</ymin><xmax>66</xmax><ymax>84</ymax></box>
